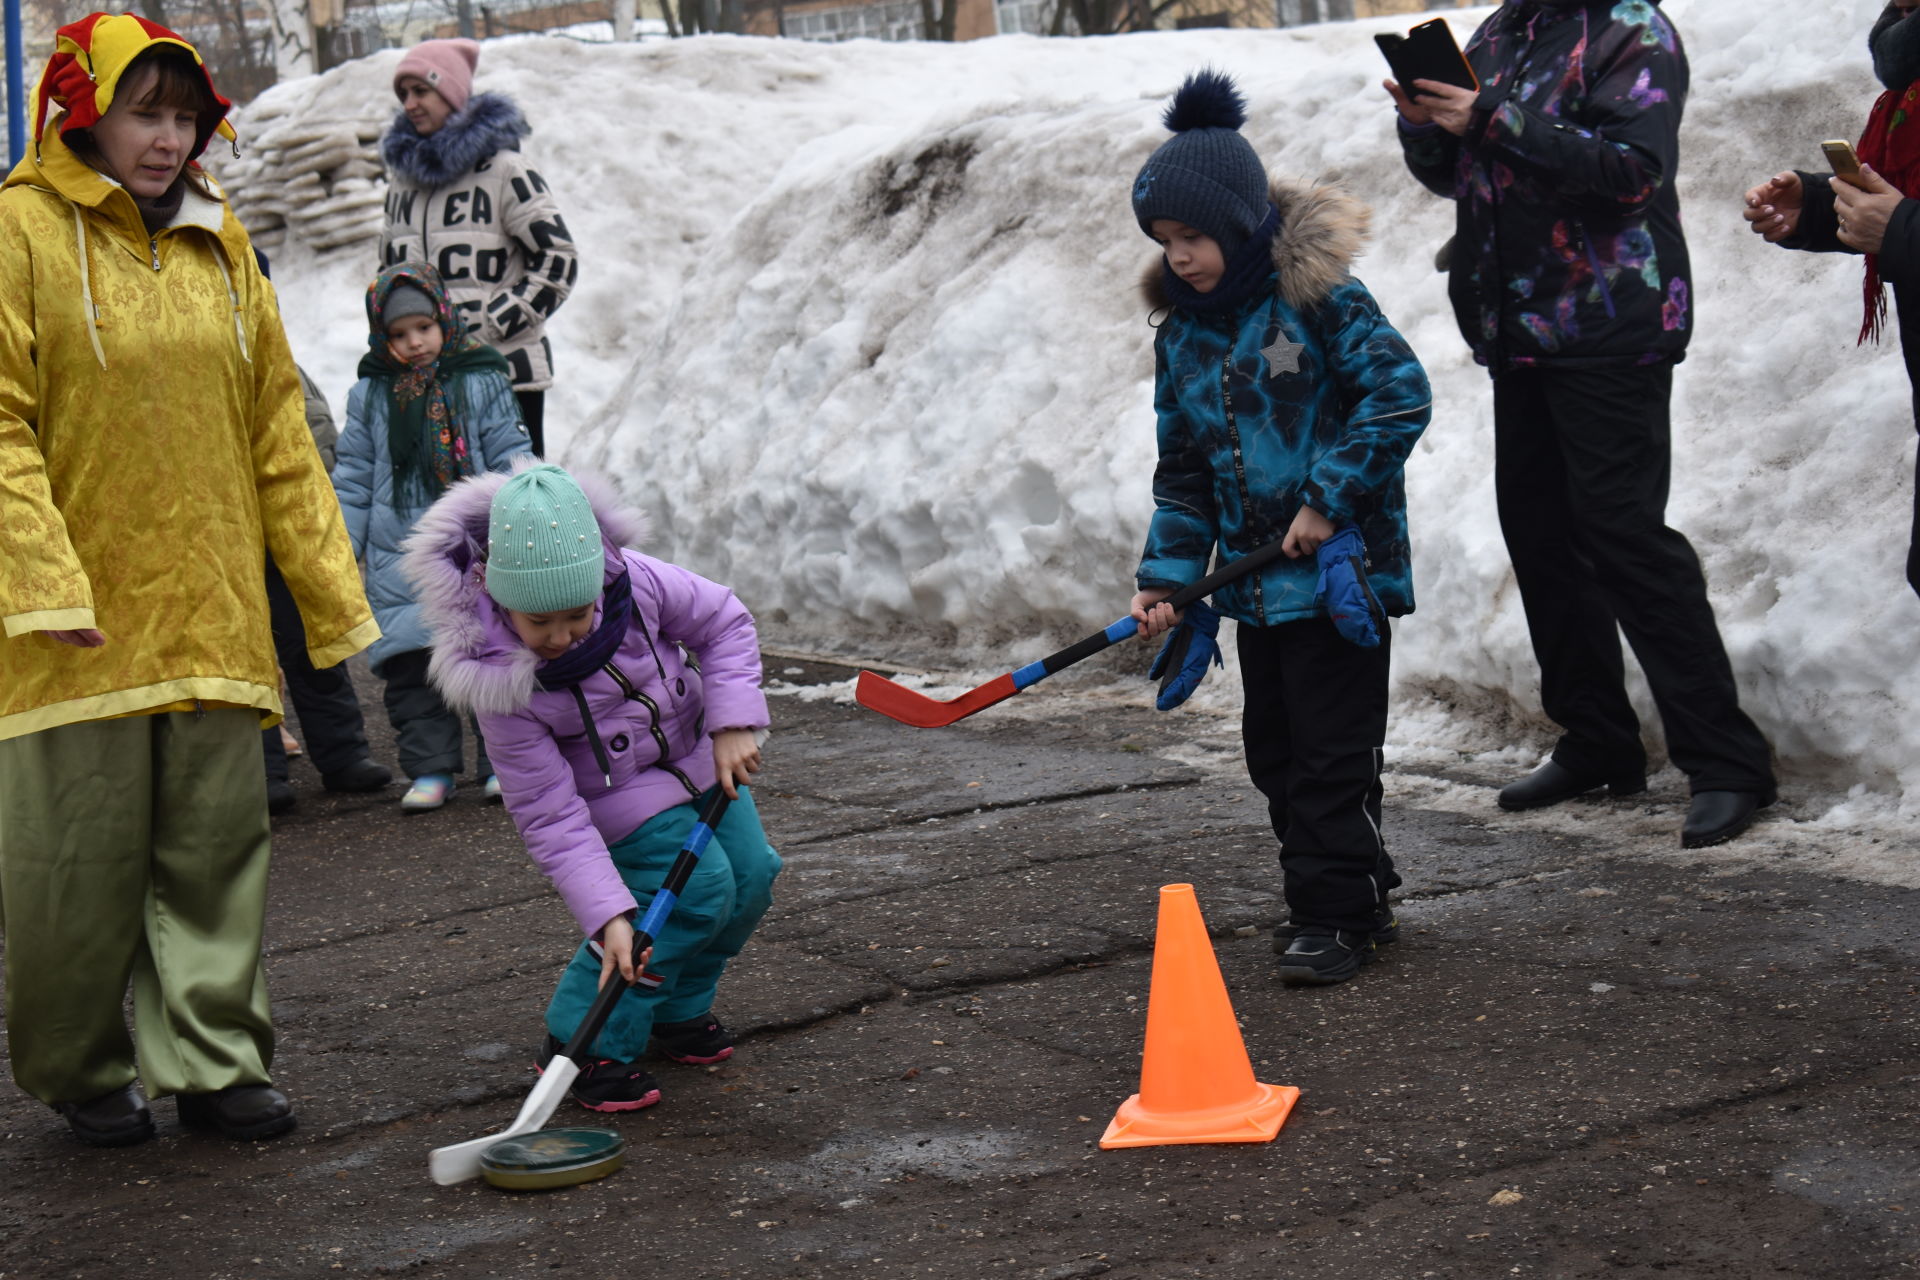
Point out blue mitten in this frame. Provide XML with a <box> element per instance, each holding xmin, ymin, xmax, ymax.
<box><xmin>1315</xmin><ymin>526</ymin><xmax>1385</xmax><ymax>648</ymax></box>
<box><xmin>1147</xmin><ymin>600</ymin><xmax>1224</xmax><ymax>710</ymax></box>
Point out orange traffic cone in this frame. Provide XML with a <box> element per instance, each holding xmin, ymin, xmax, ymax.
<box><xmin>1100</xmin><ymin>883</ymin><xmax>1299</xmax><ymax>1149</ymax></box>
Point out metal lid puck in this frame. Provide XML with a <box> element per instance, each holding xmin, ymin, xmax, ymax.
<box><xmin>480</xmin><ymin>1128</ymin><xmax>624</xmax><ymax>1191</ymax></box>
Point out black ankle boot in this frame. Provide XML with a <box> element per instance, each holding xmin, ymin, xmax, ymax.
<box><xmin>322</xmin><ymin>758</ymin><xmax>393</xmax><ymax>793</ymax></box>
<box><xmin>53</xmin><ymin>1083</ymin><xmax>154</xmax><ymax>1147</ymax></box>
<box><xmin>1681</xmin><ymin>790</ymin><xmax>1769</xmax><ymax>848</ymax></box>
<box><xmin>1497</xmin><ymin>760</ymin><xmax>1646</xmax><ymax>811</ymax></box>
<box><xmin>176</xmin><ymin>1084</ymin><xmax>297</xmax><ymax>1140</ymax></box>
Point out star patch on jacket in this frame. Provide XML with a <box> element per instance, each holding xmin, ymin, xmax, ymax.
<box><xmin>1261</xmin><ymin>333</ymin><xmax>1304</xmax><ymax>376</ymax></box>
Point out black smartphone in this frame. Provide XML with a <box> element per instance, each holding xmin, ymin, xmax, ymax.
<box><xmin>1376</xmin><ymin>18</ymin><xmax>1479</xmax><ymax>95</ymax></box>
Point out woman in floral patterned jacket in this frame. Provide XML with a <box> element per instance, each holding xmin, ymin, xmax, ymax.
<box><xmin>1389</xmin><ymin>0</ymin><xmax>1777</xmax><ymax>850</ymax></box>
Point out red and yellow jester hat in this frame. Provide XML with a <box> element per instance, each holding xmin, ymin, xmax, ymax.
<box><xmin>33</xmin><ymin>12</ymin><xmax>236</xmax><ymax>160</ymax></box>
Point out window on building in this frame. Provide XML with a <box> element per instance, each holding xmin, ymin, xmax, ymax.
<box><xmin>996</xmin><ymin>0</ymin><xmax>1069</xmax><ymax>35</ymax></box>
<box><xmin>784</xmin><ymin>0</ymin><xmax>926</xmax><ymax>41</ymax></box>
<box><xmin>1275</xmin><ymin>0</ymin><xmax>1355</xmax><ymax>24</ymax></box>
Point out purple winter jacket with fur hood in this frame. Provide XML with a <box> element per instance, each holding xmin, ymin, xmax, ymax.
<box><xmin>402</xmin><ymin>465</ymin><xmax>769</xmax><ymax>937</ymax></box>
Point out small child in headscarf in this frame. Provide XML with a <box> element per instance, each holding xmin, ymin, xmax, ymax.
<box><xmin>332</xmin><ymin>261</ymin><xmax>531</xmax><ymax>811</ymax></box>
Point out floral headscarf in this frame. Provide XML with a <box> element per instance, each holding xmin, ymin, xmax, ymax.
<box><xmin>358</xmin><ymin>261</ymin><xmax>510</xmax><ymax>510</ymax></box>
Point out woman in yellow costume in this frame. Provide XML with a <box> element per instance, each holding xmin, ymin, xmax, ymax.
<box><xmin>0</xmin><ymin>14</ymin><xmax>376</xmax><ymax>1146</ymax></box>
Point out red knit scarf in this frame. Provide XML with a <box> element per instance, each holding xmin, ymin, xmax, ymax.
<box><xmin>1857</xmin><ymin>81</ymin><xmax>1920</xmax><ymax>343</ymax></box>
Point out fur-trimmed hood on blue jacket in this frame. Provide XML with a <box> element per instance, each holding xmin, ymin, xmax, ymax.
<box><xmin>1136</xmin><ymin>178</ymin><xmax>1431</xmax><ymax>627</ymax></box>
<box><xmin>381</xmin><ymin>92</ymin><xmax>530</xmax><ymax>189</ymax></box>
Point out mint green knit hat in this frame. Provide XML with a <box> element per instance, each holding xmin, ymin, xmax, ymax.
<box><xmin>485</xmin><ymin>465</ymin><xmax>605</xmax><ymax>613</ymax></box>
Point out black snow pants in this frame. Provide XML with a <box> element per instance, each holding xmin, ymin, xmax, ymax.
<box><xmin>1238</xmin><ymin>616</ymin><xmax>1399</xmax><ymax>935</ymax></box>
<box><xmin>1909</xmin><ymin>445</ymin><xmax>1919</xmax><ymax>600</ymax></box>
<box><xmin>1491</xmin><ymin>361</ymin><xmax>1774</xmax><ymax>797</ymax></box>
<box><xmin>261</xmin><ymin>555</ymin><xmax>376</xmax><ymax>783</ymax></box>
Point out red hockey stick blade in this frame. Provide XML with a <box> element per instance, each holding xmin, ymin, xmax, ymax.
<box><xmin>854</xmin><ymin>670</ymin><xmax>1020</xmax><ymax>729</ymax></box>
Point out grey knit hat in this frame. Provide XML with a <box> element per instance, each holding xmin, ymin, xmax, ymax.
<box><xmin>485</xmin><ymin>465</ymin><xmax>605</xmax><ymax>613</ymax></box>
<box><xmin>1131</xmin><ymin>70</ymin><xmax>1269</xmax><ymax>259</ymax></box>
<box><xmin>380</xmin><ymin>283</ymin><xmax>436</xmax><ymax>327</ymax></box>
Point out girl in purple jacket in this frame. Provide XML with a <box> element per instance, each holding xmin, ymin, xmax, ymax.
<box><xmin>404</xmin><ymin>463</ymin><xmax>779</xmax><ymax>1111</ymax></box>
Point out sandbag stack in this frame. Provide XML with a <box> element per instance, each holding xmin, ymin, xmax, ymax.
<box><xmin>210</xmin><ymin>96</ymin><xmax>388</xmax><ymax>253</ymax></box>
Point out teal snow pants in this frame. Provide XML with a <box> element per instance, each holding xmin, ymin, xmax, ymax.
<box><xmin>544</xmin><ymin>787</ymin><xmax>780</xmax><ymax>1061</ymax></box>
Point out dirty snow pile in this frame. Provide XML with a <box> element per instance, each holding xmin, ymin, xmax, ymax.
<box><xmin>241</xmin><ymin>0</ymin><xmax>1920</xmax><ymax>817</ymax></box>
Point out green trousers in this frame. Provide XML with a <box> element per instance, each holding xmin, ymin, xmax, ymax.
<box><xmin>546</xmin><ymin>789</ymin><xmax>781</xmax><ymax>1061</ymax></box>
<box><xmin>0</xmin><ymin>708</ymin><xmax>276</xmax><ymax>1104</ymax></box>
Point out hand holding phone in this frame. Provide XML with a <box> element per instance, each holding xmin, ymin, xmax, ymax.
<box><xmin>1376</xmin><ymin>19</ymin><xmax>1479</xmax><ymax>95</ymax></box>
<box><xmin>1824</xmin><ymin>139</ymin><xmax>1868</xmax><ymax>189</ymax></box>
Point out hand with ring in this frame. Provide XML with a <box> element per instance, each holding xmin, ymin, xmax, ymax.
<box><xmin>1834</xmin><ymin>164</ymin><xmax>1905</xmax><ymax>254</ymax></box>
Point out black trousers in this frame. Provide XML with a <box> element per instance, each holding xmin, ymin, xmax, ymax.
<box><xmin>381</xmin><ymin>648</ymin><xmax>490</xmax><ymax>780</ymax></box>
<box><xmin>1239</xmin><ymin>617</ymin><xmax>1399</xmax><ymax>934</ymax></box>
<box><xmin>516</xmin><ymin>389</ymin><xmax>545</xmax><ymax>457</ymax></box>
<box><xmin>1909</xmin><ymin>446</ymin><xmax>1919</xmax><ymax>599</ymax></box>
<box><xmin>261</xmin><ymin>556</ymin><xmax>374</xmax><ymax>783</ymax></box>
<box><xmin>1492</xmin><ymin>362</ymin><xmax>1774</xmax><ymax>796</ymax></box>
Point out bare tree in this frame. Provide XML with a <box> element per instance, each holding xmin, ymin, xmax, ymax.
<box><xmin>204</xmin><ymin>0</ymin><xmax>275</xmax><ymax>102</ymax></box>
<box><xmin>265</xmin><ymin>0</ymin><xmax>319</xmax><ymax>79</ymax></box>
<box><xmin>1048</xmin><ymin>0</ymin><xmax>1174</xmax><ymax>36</ymax></box>
<box><xmin>917</xmin><ymin>0</ymin><xmax>959</xmax><ymax>41</ymax></box>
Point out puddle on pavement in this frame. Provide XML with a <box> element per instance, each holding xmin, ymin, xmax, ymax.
<box><xmin>1774</xmin><ymin>1142</ymin><xmax>1920</xmax><ymax>1228</ymax></box>
<box><xmin>758</xmin><ymin>1127</ymin><xmax>1068</xmax><ymax>1192</ymax></box>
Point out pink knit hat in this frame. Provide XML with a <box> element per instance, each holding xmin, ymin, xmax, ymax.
<box><xmin>393</xmin><ymin>38</ymin><xmax>479</xmax><ymax>115</ymax></box>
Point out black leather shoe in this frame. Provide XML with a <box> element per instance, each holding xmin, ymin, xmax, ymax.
<box><xmin>1497</xmin><ymin>760</ymin><xmax>1647</xmax><ymax>811</ymax></box>
<box><xmin>177</xmin><ymin>1084</ymin><xmax>297</xmax><ymax>1140</ymax></box>
<box><xmin>322</xmin><ymin>758</ymin><xmax>393</xmax><ymax>793</ymax></box>
<box><xmin>266</xmin><ymin>778</ymin><xmax>297</xmax><ymax>815</ymax></box>
<box><xmin>1681</xmin><ymin>790</ymin><xmax>1769</xmax><ymax>848</ymax></box>
<box><xmin>53</xmin><ymin>1083</ymin><xmax>155</xmax><ymax>1147</ymax></box>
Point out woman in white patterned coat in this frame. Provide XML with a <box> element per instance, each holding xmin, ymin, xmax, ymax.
<box><xmin>380</xmin><ymin>38</ymin><xmax>579</xmax><ymax>454</ymax></box>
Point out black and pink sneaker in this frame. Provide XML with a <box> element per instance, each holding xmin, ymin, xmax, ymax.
<box><xmin>539</xmin><ymin>1035</ymin><xmax>662</xmax><ymax>1112</ymax></box>
<box><xmin>650</xmin><ymin>1013</ymin><xmax>735</xmax><ymax>1065</ymax></box>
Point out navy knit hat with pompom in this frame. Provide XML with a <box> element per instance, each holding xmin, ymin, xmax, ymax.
<box><xmin>1131</xmin><ymin>70</ymin><xmax>1269</xmax><ymax>258</ymax></box>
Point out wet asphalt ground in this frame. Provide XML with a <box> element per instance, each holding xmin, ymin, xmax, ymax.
<box><xmin>1</xmin><ymin>653</ymin><xmax>1916</xmax><ymax>1279</ymax></box>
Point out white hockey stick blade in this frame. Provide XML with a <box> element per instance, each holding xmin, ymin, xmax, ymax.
<box><xmin>428</xmin><ymin>1058</ymin><xmax>581</xmax><ymax>1185</ymax></box>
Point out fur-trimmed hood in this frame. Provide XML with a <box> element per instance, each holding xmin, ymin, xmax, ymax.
<box><xmin>381</xmin><ymin>92</ymin><xmax>529</xmax><ymax>189</ymax></box>
<box><xmin>1142</xmin><ymin>178</ymin><xmax>1371</xmax><ymax>314</ymax></box>
<box><xmin>400</xmin><ymin>457</ymin><xmax>648</xmax><ymax>716</ymax></box>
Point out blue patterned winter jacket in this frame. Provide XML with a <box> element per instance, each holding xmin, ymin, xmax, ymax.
<box><xmin>1398</xmin><ymin>0</ymin><xmax>1692</xmax><ymax>371</ymax></box>
<box><xmin>333</xmin><ymin>368</ymin><xmax>530</xmax><ymax>676</ymax></box>
<box><xmin>1137</xmin><ymin>181</ymin><xmax>1431</xmax><ymax>627</ymax></box>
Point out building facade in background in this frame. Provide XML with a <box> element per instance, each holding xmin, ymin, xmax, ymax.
<box><xmin>4</xmin><ymin>0</ymin><xmax>1483</xmax><ymax>126</ymax></box>
<box><xmin>762</xmin><ymin>0</ymin><xmax>1476</xmax><ymax>41</ymax></box>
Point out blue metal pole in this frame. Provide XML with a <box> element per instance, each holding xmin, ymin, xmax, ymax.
<box><xmin>5</xmin><ymin>0</ymin><xmax>25</xmax><ymax>169</ymax></box>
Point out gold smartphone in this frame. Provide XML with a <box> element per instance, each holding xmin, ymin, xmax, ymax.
<box><xmin>1823</xmin><ymin>139</ymin><xmax>1868</xmax><ymax>188</ymax></box>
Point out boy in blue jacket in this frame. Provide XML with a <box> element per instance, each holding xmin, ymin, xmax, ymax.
<box><xmin>1128</xmin><ymin>71</ymin><xmax>1432</xmax><ymax>985</ymax></box>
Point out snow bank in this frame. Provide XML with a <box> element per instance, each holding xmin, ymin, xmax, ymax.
<box><xmin>237</xmin><ymin>0</ymin><xmax>1920</xmax><ymax>812</ymax></box>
